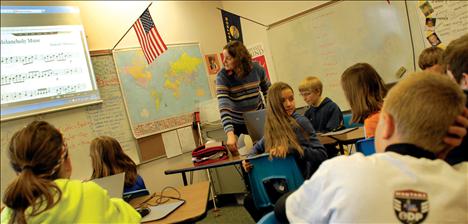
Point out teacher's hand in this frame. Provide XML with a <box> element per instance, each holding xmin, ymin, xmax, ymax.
<box><xmin>226</xmin><ymin>131</ymin><xmax>239</xmax><ymax>155</ymax></box>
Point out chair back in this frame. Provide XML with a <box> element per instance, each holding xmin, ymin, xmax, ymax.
<box><xmin>355</xmin><ymin>137</ymin><xmax>375</xmax><ymax>156</ymax></box>
<box><xmin>257</xmin><ymin>211</ymin><xmax>278</xmax><ymax>224</ymax></box>
<box><xmin>247</xmin><ymin>154</ymin><xmax>305</xmax><ymax>209</ymax></box>
<box><xmin>343</xmin><ymin>113</ymin><xmax>363</xmax><ymax>128</ymax></box>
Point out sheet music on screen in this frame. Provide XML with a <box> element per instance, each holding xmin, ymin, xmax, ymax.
<box><xmin>0</xmin><ymin>5</ymin><xmax>101</xmax><ymax>121</ymax></box>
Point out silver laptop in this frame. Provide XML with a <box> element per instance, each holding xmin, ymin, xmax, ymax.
<box><xmin>91</xmin><ymin>172</ymin><xmax>125</xmax><ymax>198</ymax></box>
<box><xmin>243</xmin><ymin>109</ymin><xmax>266</xmax><ymax>143</ymax></box>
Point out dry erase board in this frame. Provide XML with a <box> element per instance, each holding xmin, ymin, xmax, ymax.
<box><xmin>267</xmin><ymin>1</ymin><xmax>416</xmax><ymax>110</ymax></box>
<box><xmin>1</xmin><ymin>52</ymin><xmax>140</xmax><ymax>200</ymax></box>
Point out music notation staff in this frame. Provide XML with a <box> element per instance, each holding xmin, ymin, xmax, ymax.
<box><xmin>1</xmin><ymin>68</ymin><xmax>83</xmax><ymax>86</ymax></box>
<box><xmin>1</xmin><ymin>83</ymin><xmax>87</xmax><ymax>103</ymax></box>
<box><xmin>1</xmin><ymin>52</ymin><xmax>75</xmax><ymax>65</ymax></box>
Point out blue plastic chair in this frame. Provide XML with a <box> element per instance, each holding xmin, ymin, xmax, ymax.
<box><xmin>355</xmin><ymin>138</ymin><xmax>375</xmax><ymax>156</ymax></box>
<box><xmin>257</xmin><ymin>211</ymin><xmax>278</xmax><ymax>224</ymax></box>
<box><xmin>343</xmin><ymin>113</ymin><xmax>363</xmax><ymax>129</ymax></box>
<box><xmin>247</xmin><ymin>153</ymin><xmax>305</xmax><ymax>209</ymax></box>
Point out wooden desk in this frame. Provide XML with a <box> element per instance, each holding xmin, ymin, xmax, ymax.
<box><xmin>165</xmin><ymin>155</ymin><xmax>246</xmax><ymax>186</ymax></box>
<box><xmin>166</xmin><ymin>134</ymin><xmax>337</xmax><ymax>186</ymax></box>
<box><xmin>130</xmin><ymin>181</ymin><xmax>210</xmax><ymax>224</ymax></box>
<box><xmin>326</xmin><ymin>127</ymin><xmax>365</xmax><ymax>154</ymax></box>
<box><xmin>317</xmin><ymin>135</ymin><xmax>337</xmax><ymax>145</ymax></box>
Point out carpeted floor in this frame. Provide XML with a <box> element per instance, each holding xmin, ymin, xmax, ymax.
<box><xmin>197</xmin><ymin>205</ymin><xmax>255</xmax><ymax>224</ymax></box>
<box><xmin>197</xmin><ymin>194</ymin><xmax>255</xmax><ymax>224</ymax></box>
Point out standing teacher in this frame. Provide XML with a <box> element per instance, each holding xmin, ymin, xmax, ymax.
<box><xmin>216</xmin><ymin>41</ymin><xmax>271</xmax><ymax>155</ymax></box>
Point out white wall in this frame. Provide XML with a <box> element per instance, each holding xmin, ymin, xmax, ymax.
<box><xmin>220</xmin><ymin>1</ymin><xmax>329</xmax><ymax>82</ymax></box>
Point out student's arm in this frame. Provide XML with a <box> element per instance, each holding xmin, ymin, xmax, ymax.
<box><xmin>326</xmin><ymin>103</ymin><xmax>344</xmax><ymax>132</ymax></box>
<box><xmin>249</xmin><ymin>137</ymin><xmax>265</xmax><ymax>156</ymax></box>
<box><xmin>243</xmin><ymin>138</ymin><xmax>266</xmax><ymax>172</ymax></box>
<box><xmin>85</xmin><ymin>182</ymin><xmax>141</xmax><ymax>223</ymax></box>
<box><xmin>286</xmin><ymin>161</ymin><xmax>334</xmax><ymax>223</ymax></box>
<box><xmin>295</xmin><ymin>114</ymin><xmax>328</xmax><ymax>174</ymax></box>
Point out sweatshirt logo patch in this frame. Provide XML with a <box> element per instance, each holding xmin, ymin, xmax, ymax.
<box><xmin>393</xmin><ymin>190</ymin><xmax>429</xmax><ymax>224</ymax></box>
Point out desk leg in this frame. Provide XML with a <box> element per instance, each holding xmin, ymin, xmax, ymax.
<box><xmin>182</xmin><ymin>172</ymin><xmax>188</xmax><ymax>186</ymax></box>
<box><xmin>206</xmin><ymin>169</ymin><xmax>219</xmax><ymax>211</ymax></box>
<box><xmin>338</xmin><ymin>143</ymin><xmax>344</xmax><ymax>155</ymax></box>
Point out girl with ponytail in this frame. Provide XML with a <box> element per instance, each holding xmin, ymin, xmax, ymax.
<box><xmin>1</xmin><ymin>121</ymin><xmax>141</xmax><ymax>224</ymax></box>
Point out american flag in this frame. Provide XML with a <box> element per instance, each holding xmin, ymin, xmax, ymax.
<box><xmin>133</xmin><ymin>9</ymin><xmax>167</xmax><ymax>64</ymax></box>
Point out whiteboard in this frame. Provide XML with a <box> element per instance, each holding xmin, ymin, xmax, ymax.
<box><xmin>267</xmin><ymin>1</ymin><xmax>416</xmax><ymax>110</ymax></box>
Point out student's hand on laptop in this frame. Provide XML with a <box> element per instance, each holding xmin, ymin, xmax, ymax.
<box><xmin>226</xmin><ymin>131</ymin><xmax>238</xmax><ymax>153</ymax></box>
<box><xmin>242</xmin><ymin>160</ymin><xmax>253</xmax><ymax>172</ymax></box>
<box><xmin>444</xmin><ymin>108</ymin><xmax>468</xmax><ymax>148</ymax></box>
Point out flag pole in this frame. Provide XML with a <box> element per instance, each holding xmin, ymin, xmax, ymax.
<box><xmin>111</xmin><ymin>2</ymin><xmax>153</xmax><ymax>51</ymax></box>
<box><xmin>216</xmin><ymin>7</ymin><xmax>269</xmax><ymax>28</ymax></box>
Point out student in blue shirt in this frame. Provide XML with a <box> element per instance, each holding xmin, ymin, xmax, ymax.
<box><xmin>298</xmin><ymin>76</ymin><xmax>344</xmax><ymax>133</ymax></box>
<box><xmin>89</xmin><ymin>136</ymin><xmax>147</xmax><ymax>194</ymax></box>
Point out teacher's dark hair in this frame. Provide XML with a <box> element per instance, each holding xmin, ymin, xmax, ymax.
<box><xmin>223</xmin><ymin>40</ymin><xmax>253</xmax><ymax>79</ymax></box>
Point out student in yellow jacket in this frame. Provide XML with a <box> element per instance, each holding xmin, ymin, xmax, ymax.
<box><xmin>1</xmin><ymin>121</ymin><xmax>141</xmax><ymax>224</ymax></box>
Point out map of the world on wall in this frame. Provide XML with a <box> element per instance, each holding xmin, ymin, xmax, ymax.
<box><xmin>113</xmin><ymin>43</ymin><xmax>212</xmax><ymax>138</ymax></box>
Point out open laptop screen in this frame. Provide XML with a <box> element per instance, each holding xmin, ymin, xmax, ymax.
<box><xmin>91</xmin><ymin>172</ymin><xmax>125</xmax><ymax>198</ymax></box>
<box><xmin>243</xmin><ymin>109</ymin><xmax>266</xmax><ymax>143</ymax></box>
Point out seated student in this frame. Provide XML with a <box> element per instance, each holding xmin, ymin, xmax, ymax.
<box><xmin>1</xmin><ymin>121</ymin><xmax>141</xmax><ymax>223</ymax></box>
<box><xmin>285</xmin><ymin>72</ymin><xmax>467</xmax><ymax>223</ymax></box>
<box><xmin>442</xmin><ymin>34</ymin><xmax>468</xmax><ymax>165</ymax></box>
<box><xmin>341</xmin><ymin>63</ymin><xmax>387</xmax><ymax>138</ymax></box>
<box><xmin>90</xmin><ymin>136</ymin><xmax>147</xmax><ymax>194</ymax></box>
<box><xmin>241</xmin><ymin>82</ymin><xmax>327</xmax><ymax>221</ymax></box>
<box><xmin>243</xmin><ymin>82</ymin><xmax>327</xmax><ymax>179</ymax></box>
<box><xmin>298</xmin><ymin>76</ymin><xmax>344</xmax><ymax>133</ymax></box>
<box><xmin>298</xmin><ymin>76</ymin><xmax>344</xmax><ymax>158</ymax></box>
<box><xmin>418</xmin><ymin>46</ymin><xmax>444</xmax><ymax>74</ymax></box>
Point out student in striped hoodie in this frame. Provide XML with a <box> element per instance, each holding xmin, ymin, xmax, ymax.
<box><xmin>216</xmin><ymin>41</ymin><xmax>271</xmax><ymax>155</ymax></box>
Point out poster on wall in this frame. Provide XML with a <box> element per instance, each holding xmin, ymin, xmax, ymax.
<box><xmin>248</xmin><ymin>43</ymin><xmax>271</xmax><ymax>79</ymax></box>
<box><xmin>204</xmin><ymin>54</ymin><xmax>221</xmax><ymax>75</ymax></box>
<box><xmin>417</xmin><ymin>1</ymin><xmax>468</xmax><ymax>48</ymax></box>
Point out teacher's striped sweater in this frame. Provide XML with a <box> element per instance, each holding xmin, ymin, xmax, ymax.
<box><xmin>216</xmin><ymin>63</ymin><xmax>271</xmax><ymax>133</ymax></box>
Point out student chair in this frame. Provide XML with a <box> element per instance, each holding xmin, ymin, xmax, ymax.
<box><xmin>247</xmin><ymin>154</ymin><xmax>305</xmax><ymax>210</ymax></box>
<box><xmin>355</xmin><ymin>137</ymin><xmax>375</xmax><ymax>156</ymax></box>
<box><xmin>257</xmin><ymin>211</ymin><xmax>278</xmax><ymax>224</ymax></box>
<box><xmin>343</xmin><ymin>113</ymin><xmax>363</xmax><ymax>129</ymax></box>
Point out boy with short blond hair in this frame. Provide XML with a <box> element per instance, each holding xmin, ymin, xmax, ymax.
<box><xmin>298</xmin><ymin>76</ymin><xmax>343</xmax><ymax>133</ymax></box>
<box><xmin>286</xmin><ymin>72</ymin><xmax>467</xmax><ymax>223</ymax></box>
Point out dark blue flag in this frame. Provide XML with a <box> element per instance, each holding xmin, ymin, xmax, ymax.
<box><xmin>221</xmin><ymin>10</ymin><xmax>243</xmax><ymax>43</ymax></box>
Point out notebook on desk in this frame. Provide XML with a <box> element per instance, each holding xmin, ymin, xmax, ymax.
<box><xmin>243</xmin><ymin>109</ymin><xmax>266</xmax><ymax>143</ymax></box>
<box><xmin>91</xmin><ymin>172</ymin><xmax>125</xmax><ymax>198</ymax></box>
<box><xmin>319</xmin><ymin>127</ymin><xmax>359</xmax><ymax>137</ymax></box>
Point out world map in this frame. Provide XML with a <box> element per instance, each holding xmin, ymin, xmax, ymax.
<box><xmin>114</xmin><ymin>44</ymin><xmax>212</xmax><ymax>137</ymax></box>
